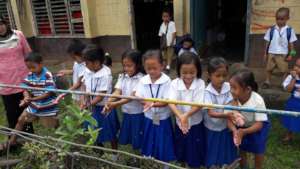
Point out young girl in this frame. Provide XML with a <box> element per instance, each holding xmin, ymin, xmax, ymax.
<box><xmin>104</xmin><ymin>49</ymin><xmax>144</xmax><ymax>150</ymax></box>
<box><xmin>80</xmin><ymin>45</ymin><xmax>119</xmax><ymax>155</ymax></box>
<box><xmin>228</xmin><ymin>69</ymin><xmax>270</xmax><ymax>169</ymax></box>
<box><xmin>204</xmin><ymin>57</ymin><xmax>237</xmax><ymax>168</ymax></box>
<box><xmin>281</xmin><ymin>58</ymin><xmax>300</xmax><ymax>142</ymax></box>
<box><xmin>135</xmin><ymin>50</ymin><xmax>176</xmax><ymax>165</ymax></box>
<box><xmin>57</xmin><ymin>40</ymin><xmax>86</xmax><ymax>104</ymax></box>
<box><xmin>168</xmin><ymin>51</ymin><xmax>205</xmax><ymax>168</ymax></box>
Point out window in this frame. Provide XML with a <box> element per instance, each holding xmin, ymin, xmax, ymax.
<box><xmin>31</xmin><ymin>0</ymin><xmax>84</xmax><ymax>37</ymax></box>
<box><xmin>0</xmin><ymin>0</ymin><xmax>16</xmax><ymax>29</ymax></box>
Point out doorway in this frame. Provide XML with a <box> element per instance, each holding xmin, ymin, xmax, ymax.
<box><xmin>133</xmin><ymin>0</ymin><xmax>173</xmax><ymax>53</ymax></box>
<box><xmin>191</xmin><ymin>0</ymin><xmax>248</xmax><ymax>62</ymax></box>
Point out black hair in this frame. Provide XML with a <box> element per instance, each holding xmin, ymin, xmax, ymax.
<box><xmin>0</xmin><ymin>14</ymin><xmax>13</xmax><ymax>37</ymax></box>
<box><xmin>162</xmin><ymin>8</ymin><xmax>171</xmax><ymax>16</ymax></box>
<box><xmin>104</xmin><ymin>53</ymin><xmax>112</xmax><ymax>67</ymax></box>
<box><xmin>176</xmin><ymin>51</ymin><xmax>202</xmax><ymax>78</ymax></box>
<box><xmin>67</xmin><ymin>39</ymin><xmax>86</xmax><ymax>56</ymax></box>
<box><xmin>122</xmin><ymin>49</ymin><xmax>145</xmax><ymax>74</ymax></box>
<box><xmin>276</xmin><ymin>7</ymin><xmax>290</xmax><ymax>17</ymax></box>
<box><xmin>208</xmin><ymin>57</ymin><xmax>228</xmax><ymax>74</ymax></box>
<box><xmin>82</xmin><ymin>44</ymin><xmax>105</xmax><ymax>64</ymax></box>
<box><xmin>25</xmin><ymin>52</ymin><xmax>43</xmax><ymax>64</ymax></box>
<box><xmin>180</xmin><ymin>36</ymin><xmax>194</xmax><ymax>46</ymax></box>
<box><xmin>231</xmin><ymin>69</ymin><xmax>258</xmax><ymax>92</ymax></box>
<box><xmin>142</xmin><ymin>49</ymin><xmax>163</xmax><ymax>65</ymax></box>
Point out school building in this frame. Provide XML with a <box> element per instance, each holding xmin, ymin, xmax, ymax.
<box><xmin>1</xmin><ymin>0</ymin><xmax>299</xmax><ymax>67</ymax></box>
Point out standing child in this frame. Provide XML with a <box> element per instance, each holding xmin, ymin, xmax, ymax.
<box><xmin>204</xmin><ymin>57</ymin><xmax>237</xmax><ymax>168</ymax></box>
<box><xmin>262</xmin><ymin>7</ymin><xmax>297</xmax><ymax>88</ymax></box>
<box><xmin>104</xmin><ymin>49</ymin><xmax>144</xmax><ymax>151</ymax></box>
<box><xmin>57</xmin><ymin>40</ymin><xmax>86</xmax><ymax>103</ymax></box>
<box><xmin>168</xmin><ymin>52</ymin><xmax>205</xmax><ymax>168</ymax></box>
<box><xmin>281</xmin><ymin>58</ymin><xmax>300</xmax><ymax>142</ymax></box>
<box><xmin>80</xmin><ymin>45</ymin><xmax>119</xmax><ymax>157</ymax></box>
<box><xmin>135</xmin><ymin>50</ymin><xmax>176</xmax><ymax>165</ymax></box>
<box><xmin>228</xmin><ymin>69</ymin><xmax>270</xmax><ymax>169</ymax></box>
<box><xmin>0</xmin><ymin>53</ymin><xmax>59</xmax><ymax>152</ymax></box>
<box><xmin>159</xmin><ymin>9</ymin><xmax>176</xmax><ymax>71</ymax></box>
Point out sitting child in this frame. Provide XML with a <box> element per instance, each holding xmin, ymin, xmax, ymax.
<box><xmin>178</xmin><ymin>36</ymin><xmax>198</xmax><ymax>57</ymax></box>
<box><xmin>0</xmin><ymin>52</ymin><xmax>59</xmax><ymax>151</ymax></box>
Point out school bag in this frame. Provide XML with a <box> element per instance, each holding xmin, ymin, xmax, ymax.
<box><xmin>266</xmin><ymin>25</ymin><xmax>292</xmax><ymax>54</ymax></box>
<box><xmin>160</xmin><ymin>23</ymin><xmax>169</xmax><ymax>50</ymax></box>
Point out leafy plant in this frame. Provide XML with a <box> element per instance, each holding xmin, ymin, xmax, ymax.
<box><xmin>14</xmin><ymin>103</ymin><xmax>99</xmax><ymax>169</ymax></box>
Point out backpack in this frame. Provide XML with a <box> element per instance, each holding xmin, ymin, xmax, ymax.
<box><xmin>266</xmin><ymin>25</ymin><xmax>292</xmax><ymax>54</ymax></box>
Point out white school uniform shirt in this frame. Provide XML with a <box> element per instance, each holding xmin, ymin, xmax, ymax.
<box><xmin>178</xmin><ymin>47</ymin><xmax>198</xmax><ymax>57</ymax></box>
<box><xmin>237</xmin><ymin>91</ymin><xmax>268</xmax><ymax>127</ymax></box>
<box><xmin>82</xmin><ymin>65</ymin><xmax>112</xmax><ymax>106</ymax></box>
<box><xmin>168</xmin><ymin>78</ymin><xmax>205</xmax><ymax>128</ymax></box>
<box><xmin>264</xmin><ymin>25</ymin><xmax>297</xmax><ymax>55</ymax></box>
<box><xmin>158</xmin><ymin>21</ymin><xmax>176</xmax><ymax>46</ymax></box>
<box><xmin>204</xmin><ymin>82</ymin><xmax>233</xmax><ymax>131</ymax></box>
<box><xmin>115</xmin><ymin>72</ymin><xmax>144</xmax><ymax>114</ymax></box>
<box><xmin>72</xmin><ymin>61</ymin><xmax>86</xmax><ymax>101</ymax></box>
<box><xmin>135</xmin><ymin>73</ymin><xmax>171</xmax><ymax>120</ymax></box>
<box><xmin>282</xmin><ymin>75</ymin><xmax>300</xmax><ymax>98</ymax></box>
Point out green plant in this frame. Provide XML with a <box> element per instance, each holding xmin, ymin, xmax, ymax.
<box><xmin>55</xmin><ymin>103</ymin><xmax>99</xmax><ymax>149</ymax></box>
<box><xmin>14</xmin><ymin>103</ymin><xmax>99</xmax><ymax>169</ymax></box>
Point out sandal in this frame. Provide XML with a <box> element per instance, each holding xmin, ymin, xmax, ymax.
<box><xmin>261</xmin><ymin>82</ymin><xmax>271</xmax><ymax>89</ymax></box>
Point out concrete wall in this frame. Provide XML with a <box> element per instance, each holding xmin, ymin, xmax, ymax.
<box><xmin>81</xmin><ymin>0</ymin><xmax>131</xmax><ymax>38</ymax></box>
<box><xmin>174</xmin><ymin>0</ymin><xmax>190</xmax><ymax>36</ymax></box>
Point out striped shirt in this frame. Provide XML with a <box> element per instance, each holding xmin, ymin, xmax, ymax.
<box><xmin>21</xmin><ymin>67</ymin><xmax>58</xmax><ymax>116</ymax></box>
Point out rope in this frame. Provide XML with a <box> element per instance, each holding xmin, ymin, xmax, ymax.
<box><xmin>0</xmin><ymin>83</ymin><xmax>299</xmax><ymax>117</ymax></box>
<box><xmin>0</xmin><ymin>126</ymin><xmax>185</xmax><ymax>169</ymax></box>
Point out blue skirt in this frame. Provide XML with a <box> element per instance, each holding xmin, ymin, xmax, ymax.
<box><xmin>240</xmin><ymin>122</ymin><xmax>270</xmax><ymax>154</ymax></box>
<box><xmin>281</xmin><ymin>97</ymin><xmax>300</xmax><ymax>132</ymax></box>
<box><xmin>84</xmin><ymin>106</ymin><xmax>120</xmax><ymax>143</ymax></box>
<box><xmin>175</xmin><ymin>122</ymin><xmax>205</xmax><ymax>168</ymax></box>
<box><xmin>141</xmin><ymin>117</ymin><xmax>176</xmax><ymax>162</ymax></box>
<box><xmin>119</xmin><ymin>113</ymin><xmax>144</xmax><ymax>150</ymax></box>
<box><xmin>205</xmin><ymin>128</ymin><xmax>238</xmax><ymax>168</ymax></box>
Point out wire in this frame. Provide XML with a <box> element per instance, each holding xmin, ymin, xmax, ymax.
<box><xmin>0</xmin><ymin>83</ymin><xmax>299</xmax><ymax>117</ymax></box>
<box><xmin>0</xmin><ymin>126</ymin><xmax>186</xmax><ymax>169</ymax></box>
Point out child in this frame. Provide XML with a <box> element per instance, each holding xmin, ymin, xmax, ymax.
<box><xmin>168</xmin><ymin>51</ymin><xmax>205</xmax><ymax>168</ymax></box>
<box><xmin>262</xmin><ymin>7</ymin><xmax>297</xmax><ymax>89</ymax></box>
<box><xmin>0</xmin><ymin>53</ymin><xmax>59</xmax><ymax>151</ymax></box>
<box><xmin>58</xmin><ymin>40</ymin><xmax>86</xmax><ymax>103</ymax></box>
<box><xmin>159</xmin><ymin>9</ymin><xmax>176</xmax><ymax>71</ymax></box>
<box><xmin>281</xmin><ymin>58</ymin><xmax>300</xmax><ymax>142</ymax></box>
<box><xmin>228</xmin><ymin>69</ymin><xmax>270</xmax><ymax>169</ymax></box>
<box><xmin>135</xmin><ymin>50</ymin><xmax>176</xmax><ymax>165</ymax></box>
<box><xmin>80</xmin><ymin>45</ymin><xmax>119</xmax><ymax>157</ymax></box>
<box><xmin>204</xmin><ymin>57</ymin><xmax>237</xmax><ymax>168</ymax></box>
<box><xmin>177</xmin><ymin>37</ymin><xmax>198</xmax><ymax>57</ymax></box>
<box><xmin>104</xmin><ymin>49</ymin><xmax>144</xmax><ymax>151</ymax></box>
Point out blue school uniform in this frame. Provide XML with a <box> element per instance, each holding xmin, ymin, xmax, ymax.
<box><xmin>281</xmin><ymin>75</ymin><xmax>300</xmax><ymax>132</ymax></box>
<box><xmin>82</xmin><ymin>65</ymin><xmax>119</xmax><ymax>143</ymax></box>
<box><xmin>237</xmin><ymin>92</ymin><xmax>270</xmax><ymax>154</ymax></box>
<box><xmin>135</xmin><ymin>73</ymin><xmax>176</xmax><ymax>162</ymax></box>
<box><xmin>21</xmin><ymin>67</ymin><xmax>58</xmax><ymax>116</ymax></box>
<box><xmin>169</xmin><ymin>78</ymin><xmax>206</xmax><ymax>167</ymax></box>
<box><xmin>204</xmin><ymin>83</ymin><xmax>237</xmax><ymax>167</ymax></box>
<box><xmin>115</xmin><ymin>73</ymin><xmax>144</xmax><ymax>149</ymax></box>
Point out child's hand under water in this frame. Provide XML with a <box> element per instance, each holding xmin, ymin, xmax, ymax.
<box><xmin>233</xmin><ymin>129</ymin><xmax>245</xmax><ymax>147</ymax></box>
<box><xmin>179</xmin><ymin>114</ymin><xmax>190</xmax><ymax>134</ymax></box>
